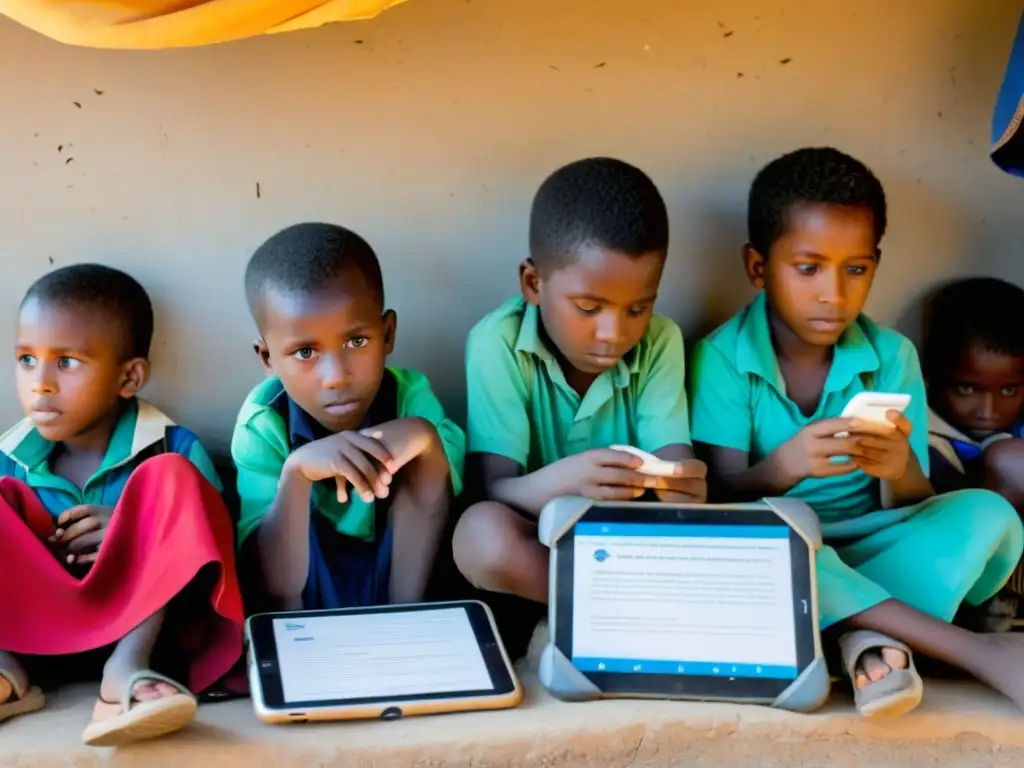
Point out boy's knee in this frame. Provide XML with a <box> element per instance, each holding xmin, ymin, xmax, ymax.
<box><xmin>983</xmin><ymin>438</ymin><xmax>1024</xmax><ymax>494</ymax></box>
<box><xmin>452</xmin><ymin>502</ymin><xmax>531</xmax><ymax>588</ymax></box>
<box><xmin>949</xmin><ymin>487</ymin><xmax>1024</xmax><ymax>542</ymax></box>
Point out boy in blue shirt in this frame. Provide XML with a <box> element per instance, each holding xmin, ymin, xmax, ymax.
<box><xmin>690</xmin><ymin>148</ymin><xmax>1024</xmax><ymax>717</ymax></box>
<box><xmin>923</xmin><ymin>277</ymin><xmax>1024</xmax><ymax>621</ymax></box>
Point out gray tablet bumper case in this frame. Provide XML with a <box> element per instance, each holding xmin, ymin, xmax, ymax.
<box><xmin>536</xmin><ymin>497</ymin><xmax>830</xmax><ymax>713</ymax></box>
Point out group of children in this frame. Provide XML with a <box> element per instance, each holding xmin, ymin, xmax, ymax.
<box><xmin>1</xmin><ymin>146</ymin><xmax>1024</xmax><ymax>746</ymax></box>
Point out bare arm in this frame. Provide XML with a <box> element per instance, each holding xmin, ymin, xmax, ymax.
<box><xmin>697</xmin><ymin>443</ymin><xmax>798</xmax><ymax>503</ymax></box>
<box><xmin>372</xmin><ymin>418</ymin><xmax>453</xmax><ymax>506</ymax></box>
<box><xmin>257</xmin><ymin>460</ymin><xmax>315</xmax><ymax>607</ymax></box>
<box><xmin>850</xmin><ymin>413</ymin><xmax>933</xmax><ymax>508</ymax></box>
<box><xmin>472</xmin><ymin>453</ymin><xmax>570</xmax><ymax>519</ymax></box>
<box><xmin>654</xmin><ymin>444</ymin><xmax>696</xmax><ymax>462</ymax></box>
<box><xmin>697</xmin><ymin>418</ymin><xmax>865</xmax><ymax>503</ymax></box>
<box><xmin>373</xmin><ymin>419</ymin><xmax>453</xmax><ymax>604</ymax></box>
<box><xmin>255</xmin><ymin>427</ymin><xmax>401</xmax><ymax>607</ymax></box>
<box><xmin>887</xmin><ymin>452</ymin><xmax>933</xmax><ymax>507</ymax></box>
<box><xmin>470</xmin><ymin>448</ymin><xmax>655</xmax><ymax>518</ymax></box>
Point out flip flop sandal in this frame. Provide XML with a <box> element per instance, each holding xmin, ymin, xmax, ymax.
<box><xmin>82</xmin><ymin>670</ymin><xmax>197</xmax><ymax>748</ymax></box>
<box><xmin>0</xmin><ymin>662</ymin><xmax>45</xmax><ymax>724</ymax></box>
<box><xmin>839</xmin><ymin>630</ymin><xmax>923</xmax><ymax>720</ymax></box>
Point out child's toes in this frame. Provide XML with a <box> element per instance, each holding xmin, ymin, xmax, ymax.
<box><xmin>881</xmin><ymin>647</ymin><xmax>908</xmax><ymax>671</ymax></box>
<box><xmin>152</xmin><ymin>681</ymin><xmax>180</xmax><ymax>698</ymax></box>
<box><xmin>860</xmin><ymin>651</ymin><xmax>892</xmax><ymax>683</ymax></box>
<box><xmin>855</xmin><ymin>669</ymin><xmax>870</xmax><ymax>690</ymax></box>
<box><xmin>130</xmin><ymin>681</ymin><xmax>165</xmax><ymax>701</ymax></box>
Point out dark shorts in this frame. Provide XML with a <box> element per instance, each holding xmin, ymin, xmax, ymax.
<box><xmin>302</xmin><ymin>509</ymin><xmax>394</xmax><ymax>610</ymax></box>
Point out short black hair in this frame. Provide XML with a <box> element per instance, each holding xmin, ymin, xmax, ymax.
<box><xmin>245</xmin><ymin>223</ymin><xmax>384</xmax><ymax>325</ymax></box>
<box><xmin>529</xmin><ymin>157</ymin><xmax>669</xmax><ymax>271</ymax></box>
<box><xmin>922</xmin><ymin>277</ymin><xmax>1024</xmax><ymax>382</ymax></box>
<box><xmin>21</xmin><ymin>264</ymin><xmax>153</xmax><ymax>360</ymax></box>
<box><xmin>748</xmin><ymin>147</ymin><xmax>888</xmax><ymax>258</ymax></box>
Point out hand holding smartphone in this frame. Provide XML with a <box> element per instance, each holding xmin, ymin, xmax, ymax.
<box><xmin>835</xmin><ymin>392</ymin><xmax>911</xmax><ymax>438</ymax></box>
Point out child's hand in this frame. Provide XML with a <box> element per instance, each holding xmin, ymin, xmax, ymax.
<box><xmin>652</xmin><ymin>459</ymin><xmax>709</xmax><ymax>503</ymax></box>
<box><xmin>360</xmin><ymin>418</ymin><xmax>443</xmax><ymax>471</ymax></box>
<box><xmin>557</xmin><ymin>449</ymin><xmax>656</xmax><ymax>501</ymax></box>
<box><xmin>773</xmin><ymin>418</ymin><xmax>865</xmax><ymax>485</ymax></box>
<box><xmin>285</xmin><ymin>431</ymin><xmax>398</xmax><ymax>504</ymax></box>
<box><xmin>847</xmin><ymin>410</ymin><xmax>912</xmax><ymax>481</ymax></box>
<box><xmin>50</xmin><ymin>505</ymin><xmax>115</xmax><ymax>565</ymax></box>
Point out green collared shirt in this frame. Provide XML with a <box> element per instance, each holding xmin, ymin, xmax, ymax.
<box><xmin>231</xmin><ymin>367</ymin><xmax>466</xmax><ymax>546</ymax></box>
<box><xmin>0</xmin><ymin>398</ymin><xmax>221</xmax><ymax>518</ymax></box>
<box><xmin>466</xmin><ymin>296</ymin><xmax>692</xmax><ymax>472</ymax></box>
<box><xmin>689</xmin><ymin>292</ymin><xmax>929</xmax><ymax>522</ymax></box>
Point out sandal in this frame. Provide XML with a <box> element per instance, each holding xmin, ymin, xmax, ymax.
<box><xmin>839</xmin><ymin>630</ymin><xmax>923</xmax><ymax>719</ymax></box>
<box><xmin>82</xmin><ymin>670</ymin><xmax>197</xmax><ymax>747</ymax></box>
<box><xmin>0</xmin><ymin>661</ymin><xmax>45</xmax><ymax>724</ymax></box>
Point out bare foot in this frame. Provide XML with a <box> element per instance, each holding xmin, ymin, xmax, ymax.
<box><xmin>854</xmin><ymin>647</ymin><xmax>909</xmax><ymax>690</ymax></box>
<box><xmin>92</xmin><ymin>657</ymin><xmax>180</xmax><ymax>721</ymax></box>
<box><xmin>0</xmin><ymin>650</ymin><xmax>45</xmax><ymax>724</ymax></box>
<box><xmin>83</xmin><ymin>656</ymin><xmax>195</xmax><ymax>747</ymax></box>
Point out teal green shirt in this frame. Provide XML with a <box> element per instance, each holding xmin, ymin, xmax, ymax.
<box><xmin>232</xmin><ymin>367</ymin><xmax>465</xmax><ymax>546</ymax></box>
<box><xmin>0</xmin><ymin>398</ymin><xmax>221</xmax><ymax>518</ymax></box>
<box><xmin>466</xmin><ymin>296</ymin><xmax>691</xmax><ymax>472</ymax></box>
<box><xmin>689</xmin><ymin>292</ymin><xmax>929</xmax><ymax>524</ymax></box>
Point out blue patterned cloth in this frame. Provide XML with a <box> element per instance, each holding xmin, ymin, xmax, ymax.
<box><xmin>993</xmin><ymin>11</ymin><xmax>1024</xmax><ymax>176</ymax></box>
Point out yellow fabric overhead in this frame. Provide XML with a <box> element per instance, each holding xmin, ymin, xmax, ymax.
<box><xmin>0</xmin><ymin>0</ymin><xmax>408</xmax><ymax>50</ymax></box>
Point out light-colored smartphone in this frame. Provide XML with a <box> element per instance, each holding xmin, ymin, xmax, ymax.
<box><xmin>840</xmin><ymin>392</ymin><xmax>911</xmax><ymax>424</ymax></box>
<box><xmin>609</xmin><ymin>444</ymin><xmax>679</xmax><ymax>477</ymax></box>
<box><xmin>835</xmin><ymin>392</ymin><xmax>911</xmax><ymax>437</ymax></box>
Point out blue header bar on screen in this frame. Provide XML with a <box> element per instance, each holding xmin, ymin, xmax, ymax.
<box><xmin>574</xmin><ymin>522</ymin><xmax>789</xmax><ymax>539</ymax></box>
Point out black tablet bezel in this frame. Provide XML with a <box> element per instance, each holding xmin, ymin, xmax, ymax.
<box><xmin>553</xmin><ymin>504</ymin><xmax>816</xmax><ymax>700</ymax></box>
<box><xmin>248</xmin><ymin>601</ymin><xmax>518</xmax><ymax>710</ymax></box>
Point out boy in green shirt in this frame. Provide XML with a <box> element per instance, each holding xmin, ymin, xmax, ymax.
<box><xmin>690</xmin><ymin>147</ymin><xmax>1024</xmax><ymax>718</ymax></box>
<box><xmin>455</xmin><ymin>158</ymin><xmax>707</xmax><ymax>607</ymax></box>
<box><xmin>233</xmin><ymin>223</ymin><xmax>464</xmax><ymax>611</ymax></box>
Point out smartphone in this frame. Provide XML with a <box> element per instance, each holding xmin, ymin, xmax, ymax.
<box><xmin>835</xmin><ymin>392</ymin><xmax>911</xmax><ymax>437</ymax></box>
<box><xmin>609</xmin><ymin>445</ymin><xmax>679</xmax><ymax>477</ymax></box>
<box><xmin>840</xmin><ymin>392</ymin><xmax>911</xmax><ymax>423</ymax></box>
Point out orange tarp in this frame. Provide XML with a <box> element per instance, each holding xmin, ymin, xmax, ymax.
<box><xmin>0</xmin><ymin>0</ymin><xmax>408</xmax><ymax>49</ymax></box>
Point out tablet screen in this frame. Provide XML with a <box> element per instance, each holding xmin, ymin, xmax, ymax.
<box><xmin>271</xmin><ymin>607</ymin><xmax>495</xmax><ymax>703</ymax></box>
<box><xmin>571</xmin><ymin>522</ymin><xmax>798</xmax><ymax>680</ymax></box>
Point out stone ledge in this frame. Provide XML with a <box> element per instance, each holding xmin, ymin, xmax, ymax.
<box><xmin>1</xmin><ymin>675</ymin><xmax>1021</xmax><ymax>768</ymax></box>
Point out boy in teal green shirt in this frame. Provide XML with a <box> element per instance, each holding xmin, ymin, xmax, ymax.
<box><xmin>455</xmin><ymin>158</ymin><xmax>707</xmax><ymax>607</ymax></box>
<box><xmin>233</xmin><ymin>223</ymin><xmax>464</xmax><ymax>611</ymax></box>
<box><xmin>690</xmin><ymin>147</ymin><xmax>1024</xmax><ymax>717</ymax></box>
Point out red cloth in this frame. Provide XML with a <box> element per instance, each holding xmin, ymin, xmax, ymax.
<box><xmin>0</xmin><ymin>454</ymin><xmax>243</xmax><ymax>693</ymax></box>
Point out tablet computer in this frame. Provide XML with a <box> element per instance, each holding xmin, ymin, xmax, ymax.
<box><xmin>537</xmin><ymin>497</ymin><xmax>829</xmax><ymax>712</ymax></box>
<box><xmin>246</xmin><ymin>600</ymin><xmax>523</xmax><ymax>723</ymax></box>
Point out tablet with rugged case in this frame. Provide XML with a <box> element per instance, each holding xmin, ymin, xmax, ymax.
<box><xmin>537</xmin><ymin>497</ymin><xmax>828</xmax><ymax>712</ymax></box>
